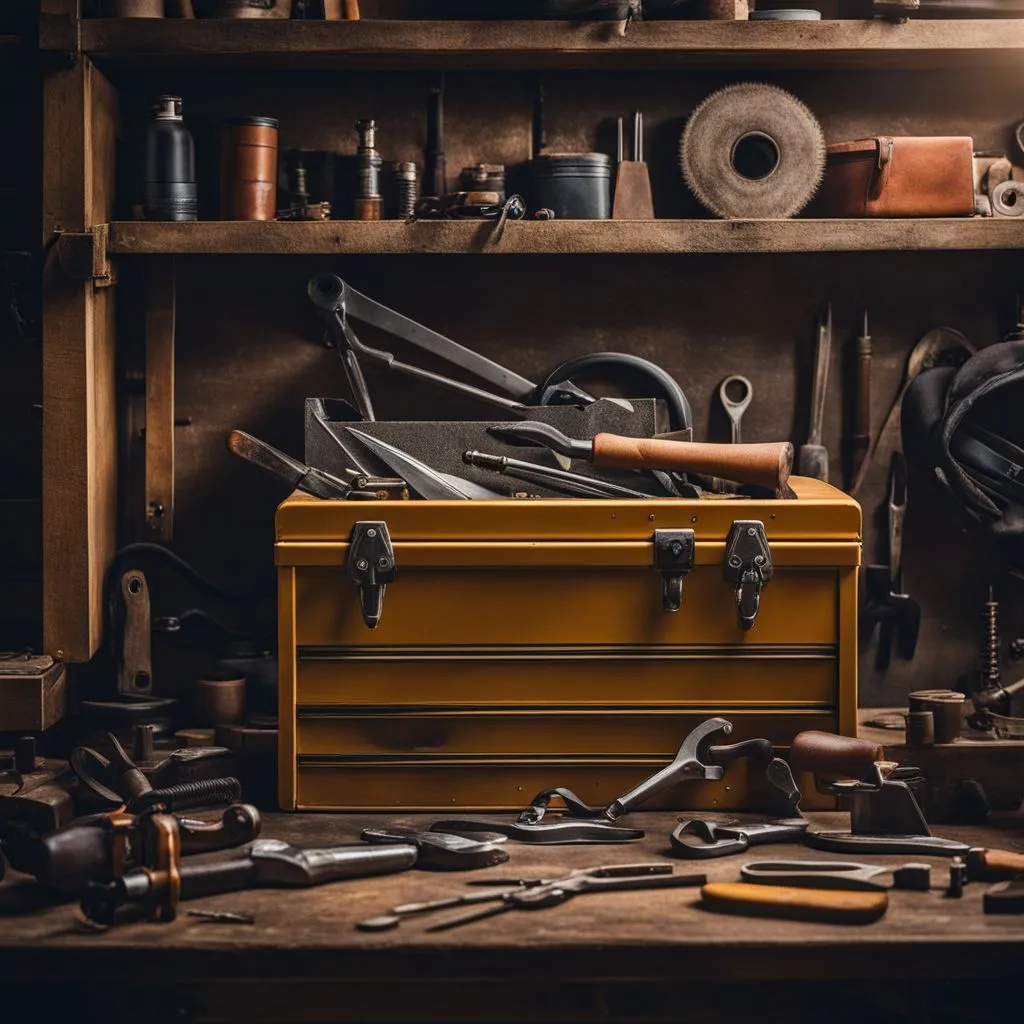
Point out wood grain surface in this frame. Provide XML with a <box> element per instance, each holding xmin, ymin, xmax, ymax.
<box><xmin>68</xmin><ymin>19</ymin><xmax>1024</xmax><ymax>71</ymax></box>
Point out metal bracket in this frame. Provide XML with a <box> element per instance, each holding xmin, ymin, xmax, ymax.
<box><xmin>723</xmin><ymin>520</ymin><xmax>773</xmax><ymax>631</ymax></box>
<box><xmin>118</xmin><ymin>570</ymin><xmax>153</xmax><ymax>697</ymax></box>
<box><xmin>347</xmin><ymin>522</ymin><xmax>397</xmax><ymax>629</ymax></box>
<box><xmin>652</xmin><ymin>529</ymin><xmax>694</xmax><ymax>613</ymax></box>
<box><xmin>55</xmin><ymin>226</ymin><xmax>116</xmax><ymax>287</ymax></box>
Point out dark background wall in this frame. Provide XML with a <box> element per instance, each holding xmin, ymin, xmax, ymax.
<box><xmin>7</xmin><ymin>6</ymin><xmax>1024</xmax><ymax>708</ymax></box>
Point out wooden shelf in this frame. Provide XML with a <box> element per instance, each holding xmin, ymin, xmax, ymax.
<box><xmin>70</xmin><ymin>18</ymin><xmax>1024</xmax><ymax>71</ymax></box>
<box><xmin>107</xmin><ymin>218</ymin><xmax>1024</xmax><ymax>256</ymax></box>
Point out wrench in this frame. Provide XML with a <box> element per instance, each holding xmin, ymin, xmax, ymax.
<box><xmin>719</xmin><ymin>375</ymin><xmax>753</xmax><ymax>444</ymax></box>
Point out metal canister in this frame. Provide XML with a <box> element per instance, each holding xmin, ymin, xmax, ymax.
<box><xmin>221</xmin><ymin>116</ymin><xmax>279</xmax><ymax>221</ymax></box>
<box><xmin>526</xmin><ymin>153</ymin><xmax>611</xmax><ymax>219</ymax></box>
<box><xmin>143</xmin><ymin>95</ymin><xmax>197</xmax><ymax>222</ymax></box>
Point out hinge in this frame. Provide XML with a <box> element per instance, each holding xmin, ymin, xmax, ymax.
<box><xmin>55</xmin><ymin>226</ymin><xmax>116</xmax><ymax>287</ymax></box>
<box><xmin>652</xmin><ymin>528</ymin><xmax>694</xmax><ymax>613</ymax></box>
<box><xmin>347</xmin><ymin>522</ymin><xmax>397</xmax><ymax>629</ymax></box>
<box><xmin>723</xmin><ymin>520</ymin><xmax>773</xmax><ymax>631</ymax></box>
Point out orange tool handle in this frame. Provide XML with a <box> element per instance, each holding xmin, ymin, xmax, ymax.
<box><xmin>592</xmin><ymin>436</ymin><xmax>793</xmax><ymax>493</ymax></box>
<box><xmin>967</xmin><ymin>847</ymin><xmax>1024</xmax><ymax>882</ymax></box>
<box><xmin>788</xmin><ymin>731</ymin><xmax>884</xmax><ymax>778</ymax></box>
<box><xmin>701</xmin><ymin>883</ymin><xmax>888</xmax><ymax>924</ymax></box>
<box><xmin>345</xmin><ymin>0</ymin><xmax>361</xmax><ymax>18</ymax></box>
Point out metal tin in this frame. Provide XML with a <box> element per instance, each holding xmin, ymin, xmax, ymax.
<box><xmin>221</xmin><ymin>116</ymin><xmax>279</xmax><ymax>221</ymax></box>
<box><xmin>143</xmin><ymin>95</ymin><xmax>197</xmax><ymax>222</ymax></box>
<box><xmin>527</xmin><ymin>153</ymin><xmax>612</xmax><ymax>220</ymax></box>
<box><xmin>460</xmin><ymin>163</ymin><xmax>507</xmax><ymax>202</ymax></box>
<box><xmin>194</xmin><ymin>0</ymin><xmax>293</xmax><ymax>17</ymax></box>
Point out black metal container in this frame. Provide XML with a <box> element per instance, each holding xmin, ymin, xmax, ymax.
<box><xmin>527</xmin><ymin>153</ymin><xmax>612</xmax><ymax>219</ymax></box>
<box><xmin>143</xmin><ymin>95</ymin><xmax>198</xmax><ymax>222</ymax></box>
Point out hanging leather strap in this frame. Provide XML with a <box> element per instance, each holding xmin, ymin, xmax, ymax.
<box><xmin>869</xmin><ymin>136</ymin><xmax>895</xmax><ymax>201</ymax></box>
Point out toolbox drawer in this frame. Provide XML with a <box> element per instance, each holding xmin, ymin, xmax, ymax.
<box><xmin>296</xmin><ymin>708</ymin><xmax>837</xmax><ymax>757</ymax></box>
<box><xmin>295</xmin><ymin>648</ymin><xmax>837</xmax><ymax>706</ymax></box>
<box><xmin>291</xmin><ymin>566</ymin><xmax>840</xmax><ymax>647</ymax></box>
<box><xmin>294</xmin><ymin>756</ymin><xmax>832</xmax><ymax>812</ymax></box>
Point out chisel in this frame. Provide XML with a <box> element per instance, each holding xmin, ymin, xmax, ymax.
<box><xmin>488</xmin><ymin>422</ymin><xmax>793</xmax><ymax>494</ymax></box>
<box><xmin>798</xmin><ymin>303</ymin><xmax>832</xmax><ymax>482</ymax></box>
<box><xmin>847</xmin><ymin>310</ymin><xmax>872</xmax><ymax>490</ymax></box>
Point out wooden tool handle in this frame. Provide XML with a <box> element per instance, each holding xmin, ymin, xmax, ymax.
<box><xmin>344</xmin><ymin>0</ymin><xmax>361</xmax><ymax>18</ymax></box>
<box><xmin>592</xmin><ymin>436</ymin><xmax>793</xmax><ymax>493</ymax></box>
<box><xmin>967</xmin><ymin>847</ymin><xmax>1024</xmax><ymax>882</ymax></box>
<box><xmin>789</xmin><ymin>731</ymin><xmax>883</xmax><ymax>777</ymax></box>
<box><xmin>701</xmin><ymin>883</ymin><xmax>888</xmax><ymax>924</ymax></box>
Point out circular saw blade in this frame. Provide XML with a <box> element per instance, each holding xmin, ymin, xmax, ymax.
<box><xmin>679</xmin><ymin>83</ymin><xmax>826</xmax><ymax>219</ymax></box>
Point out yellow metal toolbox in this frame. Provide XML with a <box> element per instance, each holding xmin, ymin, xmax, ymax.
<box><xmin>277</xmin><ymin>477</ymin><xmax>860</xmax><ymax>812</ymax></box>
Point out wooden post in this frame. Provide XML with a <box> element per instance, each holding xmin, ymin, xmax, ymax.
<box><xmin>41</xmin><ymin>53</ymin><xmax>119</xmax><ymax>662</ymax></box>
<box><xmin>145</xmin><ymin>257</ymin><xmax>175</xmax><ymax>541</ymax></box>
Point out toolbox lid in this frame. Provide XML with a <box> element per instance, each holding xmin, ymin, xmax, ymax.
<box><xmin>276</xmin><ymin>476</ymin><xmax>861</xmax><ymax>545</ymax></box>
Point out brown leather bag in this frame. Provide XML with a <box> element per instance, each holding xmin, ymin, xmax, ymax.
<box><xmin>816</xmin><ymin>136</ymin><xmax>976</xmax><ymax>217</ymax></box>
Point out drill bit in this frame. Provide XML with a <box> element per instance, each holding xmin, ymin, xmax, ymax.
<box><xmin>983</xmin><ymin>585</ymin><xmax>1001</xmax><ymax>688</ymax></box>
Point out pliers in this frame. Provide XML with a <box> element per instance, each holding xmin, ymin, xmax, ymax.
<box><xmin>356</xmin><ymin>863</ymin><xmax>705</xmax><ymax>933</ymax></box>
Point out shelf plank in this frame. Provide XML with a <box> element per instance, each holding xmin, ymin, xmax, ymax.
<box><xmin>73</xmin><ymin>18</ymin><xmax>1024</xmax><ymax>71</ymax></box>
<box><xmin>108</xmin><ymin>218</ymin><xmax>1024</xmax><ymax>256</ymax></box>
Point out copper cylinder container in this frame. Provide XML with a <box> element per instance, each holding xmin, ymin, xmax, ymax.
<box><xmin>221</xmin><ymin>116</ymin><xmax>279</xmax><ymax>221</ymax></box>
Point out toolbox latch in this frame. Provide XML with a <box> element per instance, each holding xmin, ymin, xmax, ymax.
<box><xmin>652</xmin><ymin>529</ymin><xmax>695</xmax><ymax>613</ymax></box>
<box><xmin>347</xmin><ymin>522</ymin><xmax>397</xmax><ymax>629</ymax></box>
<box><xmin>723</xmin><ymin>521</ymin><xmax>773</xmax><ymax>631</ymax></box>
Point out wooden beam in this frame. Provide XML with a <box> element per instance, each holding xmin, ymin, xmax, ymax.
<box><xmin>107</xmin><ymin>218</ymin><xmax>1024</xmax><ymax>256</ymax></box>
<box><xmin>78</xmin><ymin>18</ymin><xmax>1024</xmax><ymax>71</ymax></box>
<box><xmin>144</xmin><ymin>257</ymin><xmax>175</xmax><ymax>541</ymax></box>
<box><xmin>42</xmin><ymin>58</ymin><xmax>119</xmax><ymax>663</ymax></box>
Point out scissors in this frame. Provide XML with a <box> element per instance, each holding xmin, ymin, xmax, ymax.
<box><xmin>740</xmin><ymin>860</ymin><xmax>932</xmax><ymax>892</ymax></box>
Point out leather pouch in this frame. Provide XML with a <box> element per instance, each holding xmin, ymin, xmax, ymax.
<box><xmin>816</xmin><ymin>136</ymin><xmax>976</xmax><ymax>217</ymax></box>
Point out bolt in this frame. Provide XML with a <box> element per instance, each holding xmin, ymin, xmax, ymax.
<box><xmin>356</xmin><ymin>559</ymin><xmax>369</xmax><ymax>571</ymax></box>
<box><xmin>648</xmin><ymin>514</ymin><xmax>655</xmax><ymax>521</ymax></box>
<box><xmin>691</xmin><ymin>516</ymin><xmax>698</xmax><ymax>524</ymax></box>
<box><xmin>747</xmin><ymin>526</ymin><xmax>756</xmax><ymax>536</ymax></box>
<box><xmin>367</xmin><ymin>528</ymin><xmax>377</xmax><ymax>538</ymax></box>
<box><xmin>668</xmin><ymin>541</ymin><xmax>684</xmax><ymax>557</ymax></box>
<box><xmin>754</xmin><ymin>555</ymin><xmax>765</xmax><ymax>565</ymax></box>
<box><xmin>729</xmin><ymin>556</ymin><xmax>742</xmax><ymax>568</ymax></box>
<box><xmin>376</xmin><ymin>557</ymin><xmax>390</xmax><ymax>570</ymax></box>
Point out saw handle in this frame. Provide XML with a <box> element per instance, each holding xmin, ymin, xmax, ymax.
<box><xmin>592</xmin><ymin>436</ymin><xmax>793</xmax><ymax>493</ymax></box>
<box><xmin>789</xmin><ymin>731</ymin><xmax>883</xmax><ymax>779</ymax></box>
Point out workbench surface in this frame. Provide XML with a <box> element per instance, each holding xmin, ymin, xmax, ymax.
<box><xmin>2</xmin><ymin>811</ymin><xmax>1022</xmax><ymax>1022</ymax></box>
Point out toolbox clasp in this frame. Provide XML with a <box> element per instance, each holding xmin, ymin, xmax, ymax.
<box><xmin>347</xmin><ymin>522</ymin><xmax>397</xmax><ymax>629</ymax></box>
<box><xmin>723</xmin><ymin>521</ymin><xmax>773</xmax><ymax>631</ymax></box>
<box><xmin>652</xmin><ymin>529</ymin><xmax>695</xmax><ymax>613</ymax></box>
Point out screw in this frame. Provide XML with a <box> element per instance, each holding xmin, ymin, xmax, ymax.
<box><xmin>356</xmin><ymin>559</ymin><xmax>369</xmax><ymax>571</ymax></box>
<box><xmin>668</xmin><ymin>541</ymin><xmax>683</xmax><ymax>557</ymax></box>
<box><xmin>747</xmin><ymin>527</ymin><xmax>757</xmax><ymax>536</ymax></box>
<box><xmin>367</xmin><ymin>528</ymin><xmax>377</xmax><ymax>538</ymax></box>
<box><xmin>377</xmin><ymin>557</ymin><xmax>390</xmax><ymax>570</ymax></box>
<box><xmin>648</xmin><ymin>514</ymin><xmax>655</xmax><ymax>521</ymax></box>
<box><xmin>729</xmin><ymin>556</ymin><xmax>742</xmax><ymax>567</ymax></box>
<box><xmin>754</xmin><ymin>555</ymin><xmax>765</xmax><ymax>565</ymax></box>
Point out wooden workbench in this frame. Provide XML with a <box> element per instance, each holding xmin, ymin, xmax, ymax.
<box><xmin>1</xmin><ymin>811</ymin><xmax>1022</xmax><ymax>1023</ymax></box>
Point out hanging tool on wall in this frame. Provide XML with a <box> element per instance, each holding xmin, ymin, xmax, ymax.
<box><xmin>846</xmin><ymin>310</ymin><xmax>872</xmax><ymax>490</ymax></box>
<box><xmin>862</xmin><ymin>452</ymin><xmax>921</xmax><ymax>670</ymax></box>
<box><xmin>613</xmin><ymin>111</ymin><xmax>654</xmax><ymax>219</ymax></box>
<box><xmin>488</xmin><ymin>421</ymin><xmax>793</xmax><ymax>494</ymax></box>
<box><xmin>850</xmin><ymin>327</ymin><xmax>974</xmax><ymax>496</ymax></box>
<box><xmin>798</xmin><ymin>303</ymin><xmax>832</xmax><ymax>482</ymax></box>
